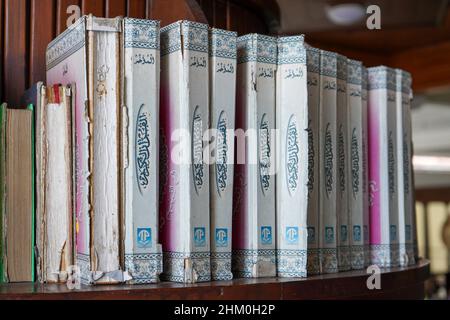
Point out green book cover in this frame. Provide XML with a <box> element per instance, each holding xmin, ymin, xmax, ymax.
<box><xmin>0</xmin><ymin>103</ymin><xmax>6</xmax><ymax>283</ymax></box>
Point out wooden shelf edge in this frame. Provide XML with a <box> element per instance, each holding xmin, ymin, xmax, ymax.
<box><xmin>0</xmin><ymin>259</ymin><xmax>430</xmax><ymax>300</ymax></box>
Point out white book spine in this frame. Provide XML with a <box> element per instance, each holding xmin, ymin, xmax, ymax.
<box><xmin>233</xmin><ymin>34</ymin><xmax>277</xmax><ymax>278</ymax></box>
<box><xmin>336</xmin><ymin>54</ymin><xmax>350</xmax><ymax>272</ymax></box>
<box><xmin>319</xmin><ymin>50</ymin><xmax>338</xmax><ymax>274</ymax></box>
<box><xmin>396</xmin><ymin>69</ymin><xmax>415</xmax><ymax>267</ymax></box>
<box><xmin>276</xmin><ymin>36</ymin><xmax>308</xmax><ymax>278</ymax></box>
<box><xmin>160</xmin><ymin>21</ymin><xmax>211</xmax><ymax>283</ymax></box>
<box><xmin>347</xmin><ymin>59</ymin><xmax>365</xmax><ymax>270</ymax></box>
<box><xmin>368</xmin><ymin>66</ymin><xmax>399</xmax><ymax>268</ymax></box>
<box><xmin>361</xmin><ymin>67</ymin><xmax>371</xmax><ymax>267</ymax></box>
<box><xmin>122</xmin><ymin>18</ymin><xmax>162</xmax><ymax>284</ymax></box>
<box><xmin>306</xmin><ymin>45</ymin><xmax>321</xmax><ymax>275</ymax></box>
<box><xmin>209</xmin><ymin>28</ymin><xmax>237</xmax><ymax>281</ymax></box>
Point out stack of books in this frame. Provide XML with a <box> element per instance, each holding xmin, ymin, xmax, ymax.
<box><xmin>0</xmin><ymin>15</ymin><xmax>417</xmax><ymax>285</ymax></box>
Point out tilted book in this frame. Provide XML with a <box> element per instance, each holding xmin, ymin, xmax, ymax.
<box><xmin>276</xmin><ymin>36</ymin><xmax>308</xmax><ymax>278</ymax></box>
<box><xmin>319</xmin><ymin>50</ymin><xmax>338</xmax><ymax>274</ymax></box>
<box><xmin>122</xmin><ymin>18</ymin><xmax>163</xmax><ymax>284</ymax></box>
<box><xmin>368</xmin><ymin>66</ymin><xmax>399</xmax><ymax>268</ymax></box>
<box><xmin>209</xmin><ymin>28</ymin><xmax>237</xmax><ymax>281</ymax></box>
<box><xmin>361</xmin><ymin>67</ymin><xmax>371</xmax><ymax>267</ymax></box>
<box><xmin>347</xmin><ymin>60</ymin><xmax>365</xmax><ymax>270</ymax></box>
<box><xmin>395</xmin><ymin>69</ymin><xmax>415</xmax><ymax>267</ymax></box>
<box><xmin>233</xmin><ymin>34</ymin><xmax>277</xmax><ymax>278</ymax></box>
<box><xmin>336</xmin><ymin>54</ymin><xmax>350</xmax><ymax>272</ymax></box>
<box><xmin>23</xmin><ymin>84</ymin><xmax>75</xmax><ymax>283</ymax></box>
<box><xmin>159</xmin><ymin>21</ymin><xmax>211</xmax><ymax>283</ymax></box>
<box><xmin>0</xmin><ymin>104</ymin><xmax>35</xmax><ymax>283</ymax></box>
<box><xmin>305</xmin><ymin>45</ymin><xmax>321</xmax><ymax>275</ymax></box>
<box><xmin>47</xmin><ymin>15</ymin><xmax>127</xmax><ymax>284</ymax></box>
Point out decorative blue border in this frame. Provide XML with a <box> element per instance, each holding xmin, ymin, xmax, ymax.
<box><xmin>320</xmin><ymin>50</ymin><xmax>337</xmax><ymax>77</ymax></box>
<box><xmin>276</xmin><ymin>249</ymin><xmax>307</xmax><ymax>278</ymax></box>
<box><xmin>182</xmin><ymin>21</ymin><xmax>209</xmax><ymax>53</ymax></box>
<box><xmin>124</xmin><ymin>253</ymin><xmax>162</xmax><ymax>284</ymax></box>
<box><xmin>161</xmin><ymin>251</ymin><xmax>211</xmax><ymax>283</ymax></box>
<box><xmin>306</xmin><ymin>45</ymin><xmax>320</xmax><ymax>74</ymax></box>
<box><xmin>232</xmin><ymin>249</ymin><xmax>276</xmax><ymax>278</ymax></box>
<box><xmin>370</xmin><ymin>244</ymin><xmax>400</xmax><ymax>268</ymax></box>
<box><xmin>160</xmin><ymin>21</ymin><xmax>182</xmax><ymax>56</ymax></box>
<box><xmin>362</xmin><ymin>67</ymin><xmax>368</xmax><ymax>91</ymax></box>
<box><xmin>396</xmin><ymin>69</ymin><xmax>412</xmax><ymax>95</ymax></box>
<box><xmin>350</xmin><ymin>245</ymin><xmax>365</xmax><ymax>270</ymax></box>
<box><xmin>237</xmin><ymin>34</ymin><xmax>277</xmax><ymax>65</ymax></box>
<box><xmin>320</xmin><ymin>248</ymin><xmax>338</xmax><ymax>273</ymax></box>
<box><xmin>209</xmin><ymin>28</ymin><xmax>237</xmax><ymax>59</ymax></box>
<box><xmin>337</xmin><ymin>245</ymin><xmax>351</xmax><ymax>271</ymax></box>
<box><xmin>347</xmin><ymin>59</ymin><xmax>362</xmax><ymax>85</ymax></box>
<box><xmin>76</xmin><ymin>252</ymin><xmax>91</xmax><ymax>285</ymax></box>
<box><xmin>124</xmin><ymin>18</ymin><xmax>160</xmax><ymax>50</ymax></box>
<box><xmin>368</xmin><ymin>66</ymin><xmax>397</xmax><ymax>91</ymax></box>
<box><xmin>211</xmin><ymin>252</ymin><xmax>233</xmax><ymax>281</ymax></box>
<box><xmin>277</xmin><ymin>35</ymin><xmax>306</xmax><ymax>65</ymax></box>
<box><xmin>336</xmin><ymin>54</ymin><xmax>347</xmax><ymax>81</ymax></box>
<box><xmin>46</xmin><ymin>16</ymin><xmax>86</xmax><ymax>70</ymax></box>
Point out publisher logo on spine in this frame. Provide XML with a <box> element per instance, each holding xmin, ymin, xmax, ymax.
<box><xmin>325</xmin><ymin>227</ymin><xmax>334</xmax><ymax>244</ymax></box>
<box><xmin>261</xmin><ymin>226</ymin><xmax>273</xmax><ymax>245</ymax></box>
<box><xmin>286</xmin><ymin>227</ymin><xmax>299</xmax><ymax>245</ymax></box>
<box><xmin>137</xmin><ymin>228</ymin><xmax>152</xmax><ymax>248</ymax></box>
<box><xmin>353</xmin><ymin>225</ymin><xmax>362</xmax><ymax>242</ymax></box>
<box><xmin>307</xmin><ymin>227</ymin><xmax>316</xmax><ymax>244</ymax></box>
<box><xmin>194</xmin><ymin>227</ymin><xmax>206</xmax><ymax>247</ymax></box>
<box><xmin>215</xmin><ymin>228</ymin><xmax>228</xmax><ymax>247</ymax></box>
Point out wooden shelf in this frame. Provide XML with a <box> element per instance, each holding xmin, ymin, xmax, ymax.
<box><xmin>0</xmin><ymin>259</ymin><xmax>429</xmax><ymax>300</ymax></box>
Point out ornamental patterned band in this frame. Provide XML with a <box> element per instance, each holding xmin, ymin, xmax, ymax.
<box><xmin>370</xmin><ymin>244</ymin><xmax>400</xmax><ymax>268</ymax></box>
<box><xmin>232</xmin><ymin>249</ymin><xmax>276</xmax><ymax>278</ymax></box>
<box><xmin>347</xmin><ymin>59</ymin><xmax>363</xmax><ymax>85</ymax></box>
<box><xmin>209</xmin><ymin>28</ymin><xmax>237</xmax><ymax>59</ymax></box>
<box><xmin>46</xmin><ymin>16</ymin><xmax>86</xmax><ymax>70</ymax></box>
<box><xmin>124</xmin><ymin>253</ymin><xmax>163</xmax><ymax>284</ymax></box>
<box><xmin>160</xmin><ymin>22</ymin><xmax>182</xmax><ymax>56</ymax></box>
<box><xmin>211</xmin><ymin>252</ymin><xmax>233</xmax><ymax>281</ymax></box>
<box><xmin>397</xmin><ymin>69</ymin><xmax>412</xmax><ymax>94</ymax></box>
<box><xmin>362</xmin><ymin>67</ymin><xmax>368</xmax><ymax>91</ymax></box>
<box><xmin>276</xmin><ymin>250</ymin><xmax>307</xmax><ymax>277</ymax></box>
<box><xmin>321</xmin><ymin>248</ymin><xmax>338</xmax><ymax>273</ymax></box>
<box><xmin>368</xmin><ymin>66</ymin><xmax>397</xmax><ymax>91</ymax></box>
<box><xmin>161</xmin><ymin>252</ymin><xmax>211</xmax><ymax>283</ymax></box>
<box><xmin>277</xmin><ymin>35</ymin><xmax>306</xmax><ymax>65</ymax></box>
<box><xmin>124</xmin><ymin>18</ymin><xmax>160</xmax><ymax>49</ymax></box>
<box><xmin>306</xmin><ymin>45</ymin><xmax>320</xmax><ymax>73</ymax></box>
<box><xmin>320</xmin><ymin>50</ymin><xmax>337</xmax><ymax>77</ymax></box>
<box><xmin>237</xmin><ymin>34</ymin><xmax>277</xmax><ymax>65</ymax></box>
<box><xmin>351</xmin><ymin>245</ymin><xmax>365</xmax><ymax>270</ymax></box>
<box><xmin>336</xmin><ymin>54</ymin><xmax>347</xmax><ymax>80</ymax></box>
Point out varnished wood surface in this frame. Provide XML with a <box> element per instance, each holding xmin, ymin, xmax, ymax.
<box><xmin>0</xmin><ymin>259</ymin><xmax>430</xmax><ymax>300</ymax></box>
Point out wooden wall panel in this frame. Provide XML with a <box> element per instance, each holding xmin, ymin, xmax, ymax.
<box><xmin>57</xmin><ymin>0</ymin><xmax>82</xmax><ymax>34</ymax></box>
<box><xmin>106</xmin><ymin>0</ymin><xmax>127</xmax><ymax>18</ymax></box>
<box><xmin>30</xmin><ymin>0</ymin><xmax>56</xmax><ymax>86</ymax></box>
<box><xmin>127</xmin><ymin>0</ymin><xmax>147</xmax><ymax>18</ymax></box>
<box><xmin>3</xmin><ymin>0</ymin><xmax>28</xmax><ymax>107</ymax></box>
<box><xmin>0</xmin><ymin>0</ymin><xmax>4</xmax><ymax>102</ymax></box>
<box><xmin>82</xmin><ymin>0</ymin><xmax>105</xmax><ymax>16</ymax></box>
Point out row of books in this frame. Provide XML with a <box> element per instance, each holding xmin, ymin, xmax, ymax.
<box><xmin>0</xmin><ymin>15</ymin><xmax>417</xmax><ymax>285</ymax></box>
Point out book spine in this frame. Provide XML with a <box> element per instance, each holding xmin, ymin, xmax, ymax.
<box><xmin>209</xmin><ymin>28</ymin><xmax>237</xmax><ymax>281</ymax></box>
<box><xmin>347</xmin><ymin>60</ymin><xmax>365</xmax><ymax>270</ymax></box>
<box><xmin>276</xmin><ymin>36</ymin><xmax>308</xmax><ymax>278</ymax></box>
<box><xmin>0</xmin><ymin>104</ymin><xmax>6</xmax><ymax>283</ymax></box>
<box><xmin>123</xmin><ymin>18</ymin><xmax>162</xmax><ymax>284</ymax></box>
<box><xmin>319</xmin><ymin>50</ymin><xmax>338</xmax><ymax>274</ymax></box>
<box><xmin>306</xmin><ymin>46</ymin><xmax>321</xmax><ymax>275</ymax></box>
<box><xmin>361</xmin><ymin>67</ymin><xmax>370</xmax><ymax>267</ymax></box>
<box><xmin>233</xmin><ymin>34</ymin><xmax>277</xmax><ymax>278</ymax></box>
<box><xmin>160</xmin><ymin>21</ymin><xmax>211</xmax><ymax>283</ymax></box>
<box><xmin>46</xmin><ymin>16</ymin><xmax>92</xmax><ymax>284</ymax></box>
<box><xmin>336</xmin><ymin>55</ymin><xmax>350</xmax><ymax>272</ymax></box>
<box><xmin>368</xmin><ymin>66</ymin><xmax>398</xmax><ymax>268</ymax></box>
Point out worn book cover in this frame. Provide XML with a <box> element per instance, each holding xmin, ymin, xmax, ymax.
<box><xmin>395</xmin><ymin>69</ymin><xmax>415</xmax><ymax>267</ymax></box>
<box><xmin>122</xmin><ymin>18</ymin><xmax>163</xmax><ymax>284</ymax></box>
<box><xmin>336</xmin><ymin>54</ymin><xmax>350</xmax><ymax>272</ymax></box>
<box><xmin>305</xmin><ymin>45</ymin><xmax>321</xmax><ymax>275</ymax></box>
<box><xmin>0</xmin><ymin>104</ymin><xmax>35</xmax><ymax>283</ymax></box>
<box><xmin>160</xmin><ymin>21</ymin><xmax>211</xmax><ymax>283</ymax></box>
<box><xmin>319</xmin><ymin>50</ymin><xmax>338</xmax><ymax>274</ymax></box>
<box><xmin>209</xmin><ymin>28</ymin><xmax>237</xmax><ymax>281</ymax></box>
<box><xmin>361</xmin><ymin>67</ymin><xmax>371</xmax><ymax>267</ymax></box>
<box><xmin>368</xmin><ymin>66</ymin><xmax>399</xmax><ymax>268</ymax></box>
<box><xmin>46</xmin><ymin>15</ymin><xmax>126</xmax><ymax>284</ymax></box>
<box><xmin>0</xmin><ymin>104</ymin><xmax>5</xmax><ymax>283</ymax></box>
<box><xmin>276</xmin><ymin>36</ymin><xmax>308</xmax><ymax>278</ymax></box>
<box><xmin>233</xmin><ymin>34</ymin><xmax>277</xmax><ymax>278</ymax></box>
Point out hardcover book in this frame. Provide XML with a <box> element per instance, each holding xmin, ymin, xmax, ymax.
<box><xmin>368</xmin><ymin>66</ymin><xmax>399</xmax><ymax>268</ymax></box>
<box><xmin>209</xmin><ymin>28</ymin><xmax>237</xmax><ymax>281</ymax></box>
<box><xmin>0</xmin><ymin>104</ymin><xmax>35</xmax><ymax>283</ymax></box>
<box><xmin>46</xmin><ymin>15</ymin><xmax>126</xmax><ymax>284</ymax></box>
<box><xmin>23</xmin><ymin>84</ymin><xmax>74</xmax><ymax>283</ymax></box>
<box><xmin>159</xmin><ymin>21</ymin><xmax>211</xmax><ymax>283</ymax></box>
<box><xmin>347</xmin><ymin>60</ymin><xmax>365</xmax><ymax>270</ymax></box>
<box><xmin>362</xmin><ymin>67</ymin><xmax>371</xmax><ymax>267</ymax></box>
<box><xmin>276</xmin><ymin>35</ymin><xmax>308</xmax><ymax>278</ymax></box>
<box><xmin>395</xmin><ymin>69</ymin><xmax>415</xmax><ymax>267</ymax></box>
<box><xmin>336</xmin><ymin>54</ymin><xmax>350</xmax><ymax>272</ymax></box>
<box><xmin>122</xmin><ymin>18</ymin><xmax>163</xmax><ymax>284</ymax></box>
<box><xmin>319</xmin><ymin>50</ymin><xmax>338</xmax><ymax>274</ymax></box>
<box><xmin>305</xmin><ymin>45</ymin><xmax>321</xmax><ymax>275</ymax></box>
<box><xmin>233</xmin><ymin>34</ymin><xmax>277</xmax><ymax>278</ymax></box>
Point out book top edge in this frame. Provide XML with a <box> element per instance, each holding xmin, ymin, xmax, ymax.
<box><xmin>396</xmin><ymin>69</ymin><xmax>412</xmax><ymax>94</ymax></box>
<box><xmin>336</xmin><ymin>54</ymin><xmax>347</xmax><ymax>80</ymax></box>
<box><xmin>277</xmin><ymin>36</ymin><xmax>306</xmax><ymax>65</ymax></box>
<box><xmin>347</xmin><ymin>60</ymin><xmax>363</xmax><ymax>85</ymax></box>
<box><xmin>160</xmin><ymin>21</ymin><xmax>209</xmax><ymax>56</ymax></box>
<box><xmin>320</xmin><ymin>50</ymin><xmax>337</xmax><ymax>77</ymax></box>
<box><xmin>237</xmin><ymin>34</ymin><xmax>277</xmax><ymax>65</ymax></box>
<box><xmin>124</xmin><ymin>18</ymin><xmax>160</xmax><ymax>50</ymax></box>
<box><xmin>209</xmin><ymin>29</ymin><xmax>237</xmax><ymax>59</ymax></box>
<box><xmin>368</xmin><ymin>66</ymin><xmax>397</xmax><ymax>91</ymax></box>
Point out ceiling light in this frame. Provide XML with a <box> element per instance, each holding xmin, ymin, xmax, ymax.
<box><xmin>325</xmin><ymin>3</ymin><xmax>366</xmax><ymax>26</ymax></box>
